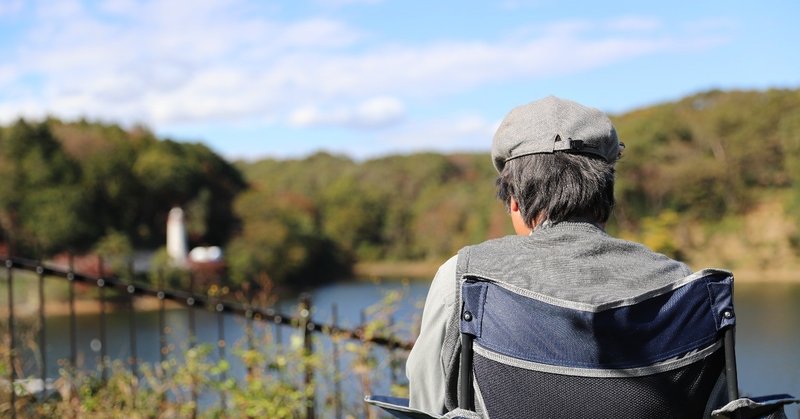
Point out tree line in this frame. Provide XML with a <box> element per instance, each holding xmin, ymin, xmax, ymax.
<box><xmin>2</xmin><ymin>88</ymin><xmax>800</xmax><ymax>289</ymax></box>
<box><xmin>0</xmin><ymin>118</ymin><xmax>245</xmax><ymax>259</ymax></box>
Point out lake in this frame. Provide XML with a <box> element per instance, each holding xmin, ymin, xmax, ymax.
<box><xmin>5</xmin><ymin>277</ymin><xmax>800</xmax><ymax>417</ymax></box>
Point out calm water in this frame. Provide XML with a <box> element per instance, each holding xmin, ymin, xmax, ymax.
<box><xmin>5</xmin><ymin>278</ymin><xmax>800</xmax><ymax>417</ymax></box>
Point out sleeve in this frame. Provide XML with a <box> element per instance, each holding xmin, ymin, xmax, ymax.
<box><xmin>406</xmin><ymin>255</ymin><xmax>459</xmax><ymax>415</ymax></box>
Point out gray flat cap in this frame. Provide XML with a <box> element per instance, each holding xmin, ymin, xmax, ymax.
<box><xmin>491</xmin><ymin>96</ymin><xmax>623</xmax><ymax>172</ymax></box>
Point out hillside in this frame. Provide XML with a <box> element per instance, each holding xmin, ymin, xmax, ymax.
<box><xmin>235</xmin><ymin>89</ymin><xmax>800</xmax><ymax>283</ymax></box>
<box><xmin>612</xmin><ymin>89</ymin><xmax>800</xmax><ymax>277</ymax></box>
<box><xmin>0</xmin><ymin>118</ymin><xmax>245</xmax><ymax>257</ymax></box>
<box><xmin>2</xmin><ymin>88</ymin><xmax>799</xmax><ymax>288</ymax></box>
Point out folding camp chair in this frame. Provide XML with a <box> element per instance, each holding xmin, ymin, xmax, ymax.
<box><xmin>367</xmin><ymin>269</ymin><xmax>798</xmax><ymax>418</ymax></box>
<box><xmin>456</xmin><ymin>269</ymin><xmax>797</xmax><ymax>418</ymax></box>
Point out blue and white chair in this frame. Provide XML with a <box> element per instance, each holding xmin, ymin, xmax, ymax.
<box><xmin>368</xmin><ymin>269</ymin><xmax>798</xmax><ymax>418</ymax></box>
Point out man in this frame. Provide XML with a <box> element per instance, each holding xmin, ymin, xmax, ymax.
<box><xmin>405</xmin><ymin>96</ymin><xmax>693</xmax><ymax>414</ymax></box>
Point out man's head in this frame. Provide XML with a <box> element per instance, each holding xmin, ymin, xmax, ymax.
<box><xmin>493</xmin><ymin>96</ymin><xmax>624</xmax><ymax>230</ymax></box>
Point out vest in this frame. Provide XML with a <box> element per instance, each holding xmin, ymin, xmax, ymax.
<box><xmin>440</xmin><ymin>221</ymin><xmax>693</xmax><ymax>411</ymax></box>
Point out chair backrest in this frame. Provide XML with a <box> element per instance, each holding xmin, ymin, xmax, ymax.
<box><xmin>458</xmin><ymin>269</ymin><xmax>738</xmax><ymax>419</ymax></box>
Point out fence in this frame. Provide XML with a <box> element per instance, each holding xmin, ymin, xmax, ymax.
<box><xmin>1</xmin><ymin>255</ymin><xmax>415</xmax><ymax>418</ymax></box>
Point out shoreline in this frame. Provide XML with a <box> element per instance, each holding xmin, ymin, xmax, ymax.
<box><xmin>1</xmin><ymin>297</ymin><xmax>184</xmax><ymax>318</ymax></box>
<box><xmin>353</xmin><ymin>260</ymin><xmax>442</xmax><ymax>281</ymax></box>
<box><xmin>1</xmin><ymin>263</ymin><xmax>795</xmax><ymax>319</ymax></box>
<box><xmin>724</xmin><ymin>269</ymin><xmax>800</xmax><ymax>284</ymax></box>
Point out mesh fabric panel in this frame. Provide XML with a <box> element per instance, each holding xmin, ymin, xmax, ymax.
<box><xmin>474</xmin><ymin>348</ymin><xmax>724</xmax><ymax>419</ymax></box>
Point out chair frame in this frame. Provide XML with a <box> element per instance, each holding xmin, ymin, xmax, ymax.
<box><xmin>458</xmin><ymin>279</ymin><xmax>741</xmax><ymax>413</ymax></box>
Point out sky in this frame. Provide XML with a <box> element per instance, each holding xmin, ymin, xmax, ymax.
<box><xmin>0</xmin><ymin>0</ymin><xmax>798</xmax><ymax>161</ymax></box>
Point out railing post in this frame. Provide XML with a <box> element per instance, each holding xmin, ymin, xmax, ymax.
<box><xmin>126</xmin><ymin>284</ymin><xmax>138</xmax><ymax>375</ymax></box>
<box><xmin>188</xmin><ymin>272</ymin><xmax>196</xmax><ymax>347</ymax></box>
<box><xmin>158</xmin><ymin>269</ymin><xmax>166</xmax><ymax>366</ymax></box>
<box><xmin>275</xmin><ymin>316</ymin><xmax>283</xmax><ymax>346</ymax></box>
<box><xmin>187</xmin><ymin>273</ymin><xmax>198</xmax><ymax>418</ymax></box>
<box><xmin>332</xmin><ymin>303</ymin><xmax>342</xmax><ymax>419</ymax></box>
<box><xmin>36</xmin><ymin>263</ymin><xmax>47</xmax><ymax>397</ymax></box>
<box><xmin>124</xmin><ymin>259</ymin><xmax>138</xmax><ymax>410</ymax></box>
<box><xmin>245</xmin><ymin>306</ymin><xmax>254</xmax><ymax>378</ymax></box>
<box><xmin>360</xmin><ymin>308</ymin><xmax>367</xmax><ymax>331</ymax></box>
<box><xmin>5</xmin><ymin>259</ymin><xmax>17</xmax><ymax>419</ymax></box>
<box><xmin>68</xmin><ymin>254</ymin><xmax>77</xmax><ymax>369</ymax></box>
<box><xmin>300</xmin><ymin>294</ymin><xmax>315</xmax><ymax>419</ymax></box>
<box><xmin>216</xmin><ymin>300</ymin><xmax>227</xmax><ymax>410</ymax></box>
<box><xmin>98</xmin><ymin>256</ymin><xmax>107</xmax><ymax>382</ymax></box>
<box><xmin>359</xmin><ymin>308</ymin><xmax>370</xmax><ymax>419</ymax></box>
<box><xmin>126</xmin><ymin>281</ymin><xmax>138</xmax><ymax>410</ymax></box>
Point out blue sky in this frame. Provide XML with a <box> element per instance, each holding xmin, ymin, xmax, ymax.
<box><xmin>0</xmin><ymin>0</ymin><xmax>798</xmax><ymax>161</ymax></box>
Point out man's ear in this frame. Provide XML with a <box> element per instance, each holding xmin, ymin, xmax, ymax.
<box><xmin>508</xmin><ymin>197</ymin><xmax>531</xmax><ymax>236</ymax></box>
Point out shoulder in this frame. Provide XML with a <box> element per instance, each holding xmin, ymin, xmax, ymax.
<box><xmin>599</xmin><ymin>234</ymin><xmax>693</xmax><ymax>276</ymax></box>
<box><xmin>437</xmin><ymin>254</ymin><xmax>459</xmax><ymax>273</ymax></box>
<box><xmin>456</xmin><ymin>225</ymin><xmax>693</xmax><ymax>301</ymax></box>
<box><xmin>428</xmin><ymin>255</ymin><xmax>459</xmax><ymax>307</ymax></box>
<box><xmin>459</xmin><ymin>235</ymin><xmax>528</xmax><ymax>258</ymax></box>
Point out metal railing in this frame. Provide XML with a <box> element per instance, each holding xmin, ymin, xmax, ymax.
<box><xmin>1</xmin><ymin>255</ymin><xmax>414</xmax><ymax>418</ymax></box>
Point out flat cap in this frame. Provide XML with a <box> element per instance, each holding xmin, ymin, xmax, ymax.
<box><xmin>491</xmin><ymin>96</ymin><xmax>623</xmax><ymax>172</ymax></box>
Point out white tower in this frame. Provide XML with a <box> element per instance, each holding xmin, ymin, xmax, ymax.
<box><xmin>166</xmin><ymin>207</ymin><xmax>188</xmax><ymax>267</ymax></box>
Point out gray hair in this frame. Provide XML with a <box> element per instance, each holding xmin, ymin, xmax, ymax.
<box><xmin>496</xmin><ymin>153</ymin><xmax>616</xmax><ymax>227</ymax></box>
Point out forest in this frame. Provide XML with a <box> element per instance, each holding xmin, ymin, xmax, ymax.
<box><xmin>1</xmin><ymin>88</ymin><xmax>799</xmax><ymax>289</ymax></box>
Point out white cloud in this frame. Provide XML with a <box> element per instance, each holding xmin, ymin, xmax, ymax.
<box><xmin>0</xmin><ymin>0</ymin><xmax>730</xmax><ymax>131</ymax></box>
<box><xmin>0</xmin><ymin>100</ymin><xmax>48</xmax><ymax>123</ymax></box>
<box><xmin>683</xmin><ymin>17</ymin><xmax>737</xmax><ymax>35</ymax></box>
<box><xmin>289</xmin><ymin>96</ymin><xmax>405</xmax><ymax>128</ymax></box>
<box><xmin>275</xmin><ymin>18</ymin><xmax>362</xmax><ymax>49</ymax></box>
<box><xmin>356</xmin><ymin>96</ymin><xmax>405</xmax><ymax>127</ymax></box>
<box><xmin>0</xmin><ymin>0</ymin><xmax>24</xmax><ymax>16</ymax></box>
<box><xmin>606</xmin><ymin>17</ymin><xmax>663</xmax><ymax>32</ymax></box>
<box><xmin>0</xmin><ymin>66</ymin><xmax>17</xmax><ymax>87</ymax></box>
<box><xmin>98</xmin><ymin>0</ymin><xmax>140</xmax><ymax>15</ymax></box>
<box><xmin>377</xmin><ymin>114</ymin><xmax>497</xmax><ymax>154</ymax></box>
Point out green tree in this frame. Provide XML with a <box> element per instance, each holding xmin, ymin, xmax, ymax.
<box><xmin>226</xmin><ymin>188</ymin><xmax>348</xmax><ymax>288</ymax></box>
<box><xmin>320</xmin><ymin>175</ymin><xmax>386</xmax><ymax>260</ymax></box>
<box><xmin>0</xmin><ymin>119</ymin><xmax>92</xmax><ymax>255</ymax></box>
